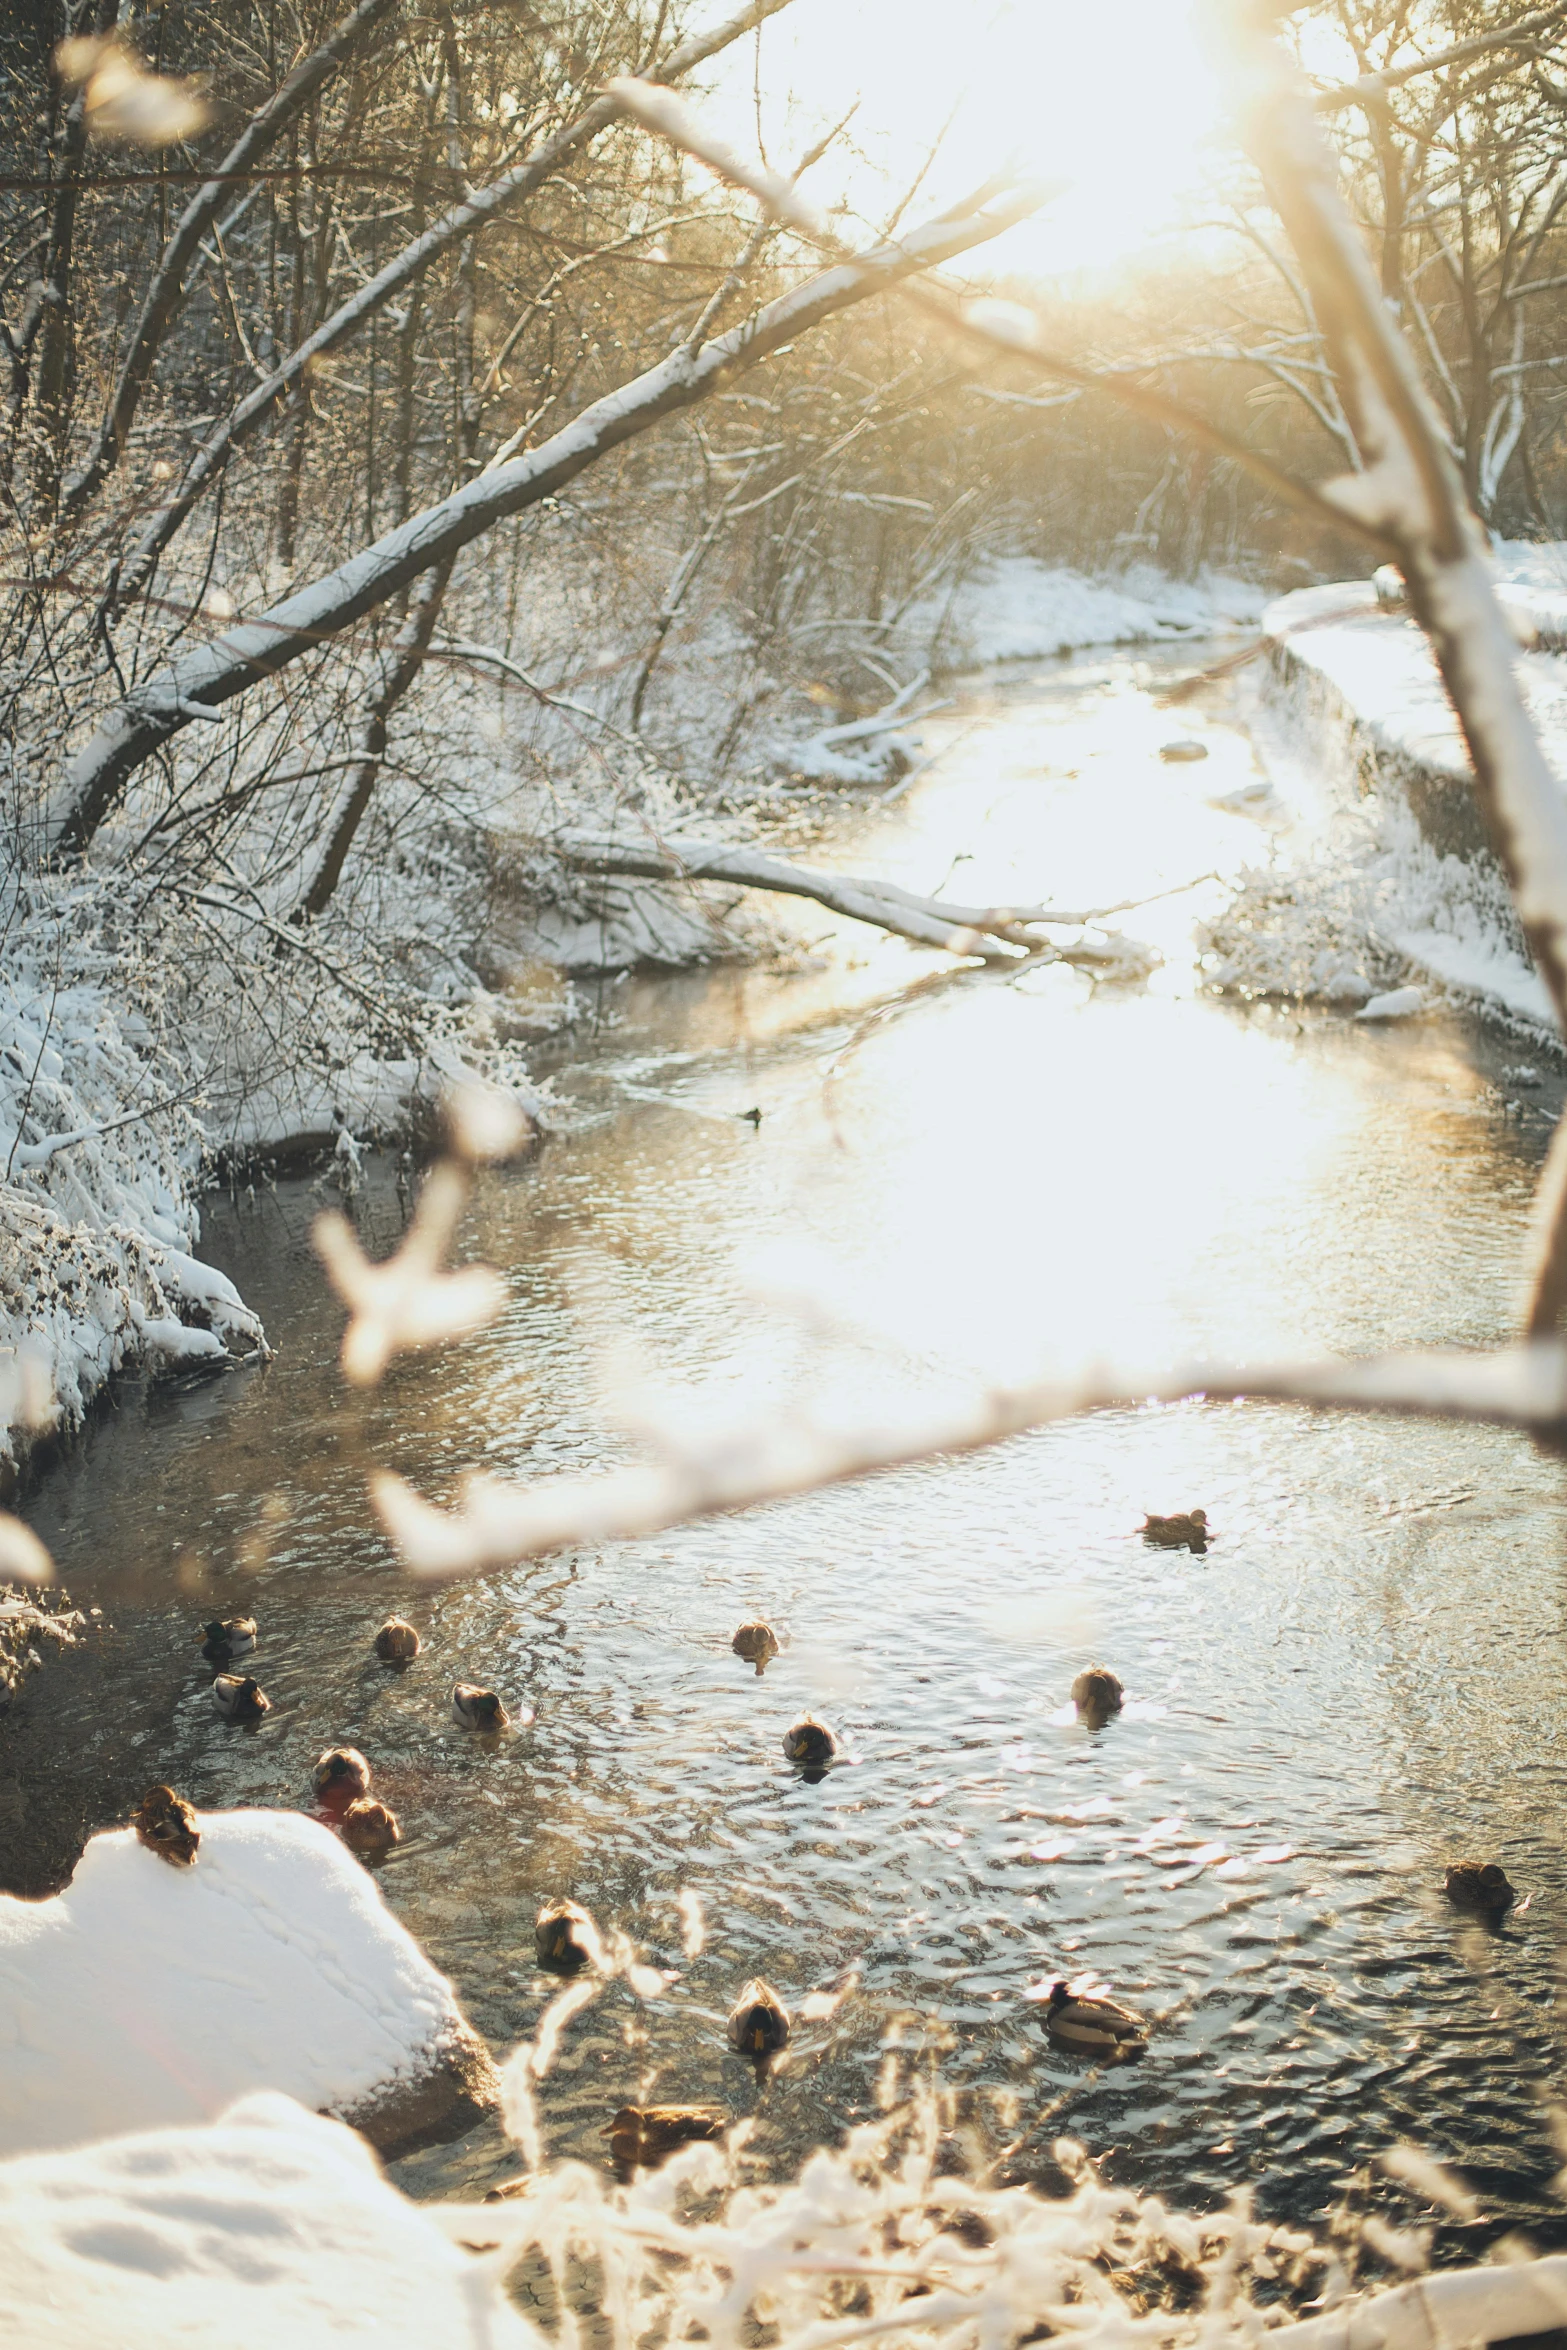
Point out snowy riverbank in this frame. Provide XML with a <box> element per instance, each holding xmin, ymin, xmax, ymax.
<box><xmin>1212</xmin><ymin>550</ymin><xmax>1567</xmax><ymax>1041</ymax></box>
<box><xmin>0</xmin><ymin>559</ymin><xmax>1262</xmax><ymax>1475</ymax></box>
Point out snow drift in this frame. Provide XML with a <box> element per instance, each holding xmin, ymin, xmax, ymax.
<box><xmin>1209</xmin><ymin>555</ymin><xmax>1567</xmax><ymax>1040</ymax></box>
<box><xmin>0</xmin><ymin>1807</ymin><xmax>498</xmax><ymax>2162</ymax></box>
<box><xmin>0</xmin><ymin>2091</ymin><xmax>531</xmax><ymax>2347</ymax></box>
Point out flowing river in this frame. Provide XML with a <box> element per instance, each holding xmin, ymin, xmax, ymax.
<box><xmin>9</xmin><ymin>643</ymin><xmax>1567</xmax><ymax>2241</ymax></box>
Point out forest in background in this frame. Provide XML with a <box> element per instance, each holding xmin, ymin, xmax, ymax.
<box><xmin>4</xmin><ymin>0</ymin><xmax>1567</xmax><ymax>1438</ymax></box>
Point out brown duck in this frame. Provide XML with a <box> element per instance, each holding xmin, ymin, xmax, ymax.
<box><xmin>606</xmin><ymin>2105</ymin><xmax>727</xmax><ymax>2172</ymax></box>
<box><xmin>374</xmin><ymin>1618</ymin><xmax>421</xmax><ymax>1664</ymax></box>
<box><xmin>134</xmin><ymin>1785</ymin><xmax>200</xmax><ymax>1867</ymax></box>
<box><xmin>1071</xmin><ymin>1665</ymin><xmax>1123</xmax><ymax>1726</ymax></box>
<box><xmin>732</xmin><ymin>1621</ymin><xmax>780</xmax><ymax>1673</ymax></box>
<box><xmin>313</xmin><ymin>1746</ymin><xmax>372</xmax><ymax>1806</ymax></box>
<box><xmin>728</xmin><ymin>1977</ymin><xmax>790</xmax><ymax>2056</ymax></box>
<box><xmin>340</xmin><ymin>1797</ymin><xmax>400</xmax><ymax>1856</ymax></box>
<box><xmin>1445</xmin><ymin>1861</ymin><xmax>1515</xmax><ymax>1920</ymax></box>
<box><xmin>1141</xmin><ymin>1510</ymin><xmax>1208</xmax><ymax>1552</ymax></box>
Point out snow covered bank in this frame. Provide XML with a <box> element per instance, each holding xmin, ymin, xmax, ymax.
<box><xmin>1216</xmin><ymin>562</ymin><xmax>1567</xmax><ymax>1041</ymax></box>
<box><xmin>925</xmin><ymin>555</ymin><xmax>1264</xmax><ymax>671</ymax></box>
<box><xmin>0</xmin><ymin>1807</ymin><xmax>498</xmax><ymax>2162</ymax></box>
<box><xmin>0</xmin><ymin>2092</ymin><xmax>531</xmax><ymax>2347</ymax></box>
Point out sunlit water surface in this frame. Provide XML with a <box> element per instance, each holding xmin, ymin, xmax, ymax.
<box><xmin>12</xmin><ymin>647</ymin><xmax>1567</xmax><ymax>2240</ymax></box>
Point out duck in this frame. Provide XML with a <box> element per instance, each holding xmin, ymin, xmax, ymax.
<box><xmin>340</xmin><ymin>1797</ymin><xmax>401</xmax><ymax>1856</ymax></box>
<box><xmin>312</xmin><ymin>1746</ymin><xmax>372</xmax><ymax>1805</ymax></box>
<box><xmin>212</xmin><ymin>1672</ymin><xmax>270</xmax><ymax>1723</ymax></box>
<box><xmin>453</xmin><ymin>1682</ymin><xmax>510</xmax><ymax>1732</ymax></box>
<box><xmin>1071</xmin><ymin>1665</ymin><xmax>1123</xmax><ymax>1726</ymax></box>
<box><xmin>1141</xmin><ymin>1509</ymin><xmax>1209</xmax><ymax>1552</ymax></box>
<box><xmin>605</xmin><ymin>2104</ymin><xmax>728</xmax><ymax>2172</ymax></box>
<box><xmin>134</xmin><ymin>1784</ymin><xmax>200</xmax><ymax>1867</ymax></box>
<box><xmin>727</xmin><ymin>1977</ymin><xmax>791</xmax><ymax>2056</ymax></box>
<box><xmin>732</xmin><ymin>1621</ymin><xmax>780</xmax><ymax>1673</ymax></box>
<box><xmin>198</xmin><ymin>1616</ymin><xmax>257</xmax><ymax>1664</ymax></box>
<box><xmin>1445</xmin><ymin>1861</ymin><xmax>1515</xmax><ymax>1919</ymax></box>
<box><xmin>374</xmin><ymin>1617</ymin><xmax>422</xmax><ymax>1664</ymax></box>
<box><xmin>535</xmin><ymin>1896</ymin><xmax>602</xmax><ymax>1973</ymax></box>
<box><xmin>782</xmin><ymin>1714</ymin><xmax>837</xmax><ymax>1768</ymax></box>
<box><xmin>1040</xmin><ymin>1979</ymin><xmax>1148</xmax><ymax>2055</ymax></box>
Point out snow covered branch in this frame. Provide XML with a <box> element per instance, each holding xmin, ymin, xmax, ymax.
<box><xmin>555</xmin><ymin>832</ymin><xmax>1159</xmax><ymax>963</ymax></box>
<box><xmin>370</xmin><ymin>1339</ymin><xmax>1567</xmax><ymax>1578</ymax></box>
<box><xmin>104</xmin><ymin>0</ymin><xmax>800</xmax><ymax>614</ymax></box>
<box><xmin>55</xmin><ymin>184</ymin><xmax>1047</xmax><ymax>854</ymax></box>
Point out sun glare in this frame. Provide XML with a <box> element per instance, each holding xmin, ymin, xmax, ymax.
<box><xmin>719</xmin><ymin>0</ymin><xmax>1226</xmax><ymax>282</ymax></box>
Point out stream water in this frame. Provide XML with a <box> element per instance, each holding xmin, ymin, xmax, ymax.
<box><xmin>10</xmin><ymin>643</ymin><xmax>1567</xmax><ymax>2241</ymax></box>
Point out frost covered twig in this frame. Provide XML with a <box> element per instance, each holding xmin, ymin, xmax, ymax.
<box><xmin>371</xmin><ymin>1339</ymin><xmax>1567</xmax><ymax>1577</ymax></box>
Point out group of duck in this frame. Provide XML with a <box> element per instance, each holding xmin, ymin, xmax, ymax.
<box><xmin>135</xmin><ymin>1502</ymin><xmax>1517</xmax><ymax>2171</ymax></box>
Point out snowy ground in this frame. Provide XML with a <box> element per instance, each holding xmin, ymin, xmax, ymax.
<box><xmin>1213</xmin><ymin>550</ymin><xmax>1567</xmax><ymax>1042</ymax></box>
<box><xmin>0</xmin><ymin>2092</ymin><xmax>531</xmax><ymax>2346</ymax></box>
<box><xmin>0</xmin><ymin>1808</ymin><xmax>490</xmax><ymax>2157</ymax></box>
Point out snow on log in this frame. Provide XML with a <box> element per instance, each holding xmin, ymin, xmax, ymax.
<box><xmin>0</xmin><ymin>1809</ymin><xmax>498</xmax><ymax>2162</ymax></box>
<box><xmin>53</xmin><ymin>185</ymin><xmax>1047</xmax><ymax>853</ymax></box>
<box><xmin>556</xmin><ymin>833</ymin><xmax>1161</xmax><ymax>967</ymax></box>
<box><xmin>0</xmin><ymin>2092</ymin><xmax>533</xmax><ymax>2346</ymax></box>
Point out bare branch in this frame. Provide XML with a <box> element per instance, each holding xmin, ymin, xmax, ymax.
<box><xmin>1314</xmin><ymin>6</ymin><xmax>1567</xmax><ymax>115</ymax></box>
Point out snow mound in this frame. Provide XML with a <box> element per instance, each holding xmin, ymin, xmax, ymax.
<box><xmin>0</xmin><ymin>2091</ymin><xmax>532</xmax><ymax>2347</ymax></box>
<box><xmin>0</xmin><ymin>1808</ymin><xmax>487</xmax><ymax>2159</ymax></box>
<box><xmin>1210</xmin><ymin>579</ymin><xmax>1566</xmax><ymax>1041</ymax></box>
<box><xmin>922</xmin><ymin>556</ymin><xmax>1263</xmax><ymax>669</ymax></box>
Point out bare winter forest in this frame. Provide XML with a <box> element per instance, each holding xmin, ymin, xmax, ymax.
<box><xmin>6</xmin><ymin>0</ymin><xmax>1567</xmax><ymax>1425</ymax></box>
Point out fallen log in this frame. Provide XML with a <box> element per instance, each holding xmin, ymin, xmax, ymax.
<box><xmin>554</xmin><ymin>833</ymin><xmax>1154</xmax><ymax>963</ymax></box>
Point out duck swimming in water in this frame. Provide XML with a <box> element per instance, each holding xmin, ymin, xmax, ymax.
<box><xmin>728</xmin><ymin>1977</ymin><xmax>791</xmax><ymax>2056</ymax></box>
<box><xmin>312</xmin><ymin>1746</ymin><xmax>372</xmax><ymax>1805</ymax></box>
<box><xmin>452</xmin><ymin>1682</ymin><xmax>510</xmax><ymax>1732</ymax></box>
<box><xmin>198</xmin><ymin>1617</ymin><xmax>257</xmax><ymax>1664</ymax></box>
<box><xmin>732</xmin><ymin>1621</ymin><xmax>780</xmax><ymax>1673</ymax></box>
<box><xmin>212</xmin><ymin>1672</ymin><xmax>270</xmax><ymax>1723</ymax></box>
<box><xmin>1141</xmin><ymin>1510</ymin><xmax>1208</xmax><ymax>1553</ymax></box>
<box><xmin>340</xmin><ymin>1797</ymin><xmax>400</xmax><ymax>1856</ymax></box>
<box><xmin>1040</xmin><ymin>1980</ymin><xmax>1147</xmax><ymax>2056</ymax></box>
<box><xmin>1071</xmin><ymin>1665</ymin><xmax>1123</xmax><ymax>1726</ymax></box>
<box><xmin>374</xmin><ymin>1618</ymin><xmax>421</xmax><ymax>1664</ymax></box>
<box><xmin>606</xmin><ymin>2105</ymin><xmax>727</xmax><ymax>2173</ymax></box>
<box><xmin>1445</xmin><ymin>1861</ymin><xmax>1515</xmax><ymax>1920</ymax></box>
<box><xmin>535</xmin><ymin>1896</ymin><xmax>602</xmax><ymax>1973</ymax></box>
<box><xmin>134</xmin><ymin>1785</ymin><xmax>200</xmax><ymax>1867</ymax></box>
<box><xmin>782</xmin><ymin>1714</ymin><xmax>837</xmax><ymax>1768</ymax></box>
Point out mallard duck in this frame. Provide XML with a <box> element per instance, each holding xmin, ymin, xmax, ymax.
<box><xmin>1041</xmin><ymin>1980</ymin><xmax>1147</xmax><ymax>2055</ymax></box>
<box><xmin>536</xmin><ymin>1895</ymin><xmax>602</xmax><ymax>1973</ymax></box>
<box><xmin>453</xmin><ymin>1681</ymin><xmax>510</xmax><ymax>1732</ymax></box>
<box><xmin>312</xmin><ymin>1745</ymin><xmax>372</xmax><ymax>1804</ymax></box>
<box><xmin>1071</xmin><ymin>1665</ymin><xmax>1123</xmax><ymax>1725</ymax></box>
<box><xmin>1141</xmin><ymin>1509</ymin><xmax>1209</xmax><ymax>1552</ymax></box>
<box><xmin>732</xmin><ymin>1621</ymin><xmax>780</xmax><ymax>1673</ymax></box>
<box><xmin>782</xmin><ymin>1714</ymin><xmax>837</xmax><ymax>1767</ymax></box>
<box><xmin>727</xmin><ymin>1977</ymin><xmax>791</xmax><ymax>2055</ymax></box>
<box><xmin>134</xmin><ymin>1784</ymin><xmax>199</xmax><ymax>1867</ymax></box>
<box><xmin>605</xmin><ymin>2105</ymin><xmax>727</xmax><ymax>2172</ymax></box>
<box><xmin>340</xmin><ymin>1796</ymin><xmax>400</xmax><ymax>1856</ymax></box>
<box><xmin>374</xmin><ymin>1617</ymin><xmax>422</xmax><ymax>1664</ymax></box>
<box><xmin>198</xmin><ymin>1616</ymin><xmax>257</xmax><ymax>1663</ymax></box>
<box><xmin>212</xmin><ymin>1672</ymin><xmax>269</xmax><ymax>1723</ymax></box>
<box><xmin>1445</xmin><ymin>1861</ymin><xmax>1515</xmax><ymax>1919</ymax></box>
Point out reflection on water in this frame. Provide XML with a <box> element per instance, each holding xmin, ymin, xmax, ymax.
<box><xmin>11</xmin><ymin>647</ymin><xmax>1567</xmax><ymax>2237</ymax></box>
